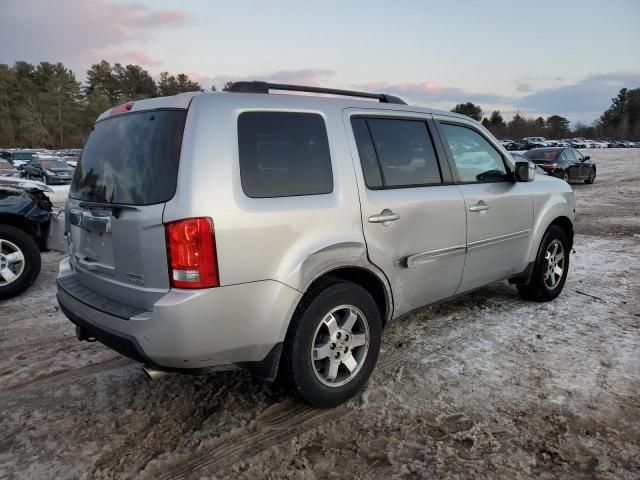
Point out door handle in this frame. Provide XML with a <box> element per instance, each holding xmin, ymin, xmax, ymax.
<box><xmin>368</xmin><ymin>209</ymin><xmax>400</xmax><ymax>226</ymax></box>
<box><xmin>469</xmin><ymin>201</ymin><xmax>490</xmax><ymax>213</ymax></box>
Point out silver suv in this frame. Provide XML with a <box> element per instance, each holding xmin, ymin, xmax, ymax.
<box><xmin>57</xmin><ymin>82</ymin><xmax>575</xmax><ymax>407</ymax></box>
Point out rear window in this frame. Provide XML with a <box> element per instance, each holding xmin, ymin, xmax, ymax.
<box><xmin>238</xmin><ymin>112</ymin><xmax>333</xmax><ymax>198</ymax></box>
<box><xmin>40</xmin><ymin>160</ymin><xmax>69</xmax><ymax>169</ymax></box>
<box><xmin>70</xmin><ymin>110</ymin><xmax>187</xmax><ymax>205</ymax></box>
<box><xmin>524</xmin><ymin>149</ymin><xmax>561</xmax><ymax>162</ymax></box>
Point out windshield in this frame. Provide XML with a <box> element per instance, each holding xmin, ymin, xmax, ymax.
<box><xmin>41</xmin><ymin>160</ymin><xmax>70</xmax><ymax>169</ymax></box>
<box><xmin>524</xmin><ymin>149</ymin><xmax>561</xmax><ymax>162</ymax></box>
<box><xmin>13</xmin><ymin>152</ymin><xmax>35</xmax><ymax>161</ymax></box>
<box><xmin>70</xmin><ymin>109</ymin><xmax>187</xmax><ymax>205</ymax></box>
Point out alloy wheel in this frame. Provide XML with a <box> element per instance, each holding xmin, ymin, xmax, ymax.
<box><xmin>0</xmin><ymin>239</ymin><xmax>26</xmax><ymax>286</ymax></box>
<box><xmin>543</xmin><ymin>239</ymin><xmax>565</xmax><ymax>289</ymax></box>
<box><xmin>311</xmin><ymin>305</ymin><xmax>369</xmax><ymax>387</ymax></box>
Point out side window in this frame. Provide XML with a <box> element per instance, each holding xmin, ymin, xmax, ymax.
<box><xmin>561</xmin><ymin>150</ymin><xmax>573</xmax><ymax>162</ymax></box>
<box><xmin>238</xmin><ymin>112</ymin><xmax>333</xmax><ymax>198</ymax></box>
<box><xmin>572</xmin><ymin>149</ymin><xmax>583</xmax><ymax>161</ymax></box>
<box><xmin>439</xmin><ymin>123</ymin><xmax>509</xmax><ymax>183</ymax></box>
<box><xmin>352</xmin><ymin>117</ymin><xmax>442</xmax><ymax>188</ymax></box>
<box><xmin>351</xmin><ymin>118</ymin><xmax>383</xmax><ymax>188</ymax></box>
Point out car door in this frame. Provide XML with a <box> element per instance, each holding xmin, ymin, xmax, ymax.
<box><xmin>572</xmin><ymin>149</ymin><xmax>588</xmax><ymax>178</ymax></box>
<box><xmin>433</xmin><ymin>117</ymin><xmax>534</xmax><ymax>293</ymax></box>
<box><xmin>564</xmin><ymin>149</ymin><xmax>581</xmax><ymax>179</ymax></box>
<box><xmin>346</xmin><ymin>111</ymin><xmax>467</xmax><ymax>317</ymax></box>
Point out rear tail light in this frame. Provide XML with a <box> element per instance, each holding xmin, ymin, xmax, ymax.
<box><xmin>542</xmin><ymin>163</ymin><xmax>558</xmax><ymax>169</ymax></box>
<box><xmin>165</xmin><ymin>218</ymin><xmax>219</xmax><ymax>288</ymax></box>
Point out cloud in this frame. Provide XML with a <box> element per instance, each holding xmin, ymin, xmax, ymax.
<box><xmin>517</xmin><ymin>83</ymin><xmax>532</xmax><ymax>93</ymax></box>
<box><xmin>0</xmin><ymin>0</ymin><xmax>188</xmax><ymax>72</ymax></box>
<box><xmin>211</xmin><ymin>69</ymin><xmax>336</xmax><ymax>89</ymax></box>
<box><xmin>515</xmin><ymin>71</ymin><xmax>640</xmax><ymax>122</ymax></box>
<box><xmin>354</xmin><ymin>81</ymin><xmax>510</xmax><ymax>106</ymax></box>
<box><xmin>94</xmin><ymin>49</ymin><xmax>163</xmax><ymax>67</ymax></box>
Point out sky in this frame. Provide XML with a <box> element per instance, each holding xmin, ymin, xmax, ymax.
<box><xmin>1</xmin><ymin>0</ymin><xmax>639</xmax><ymax>124</ymax></box>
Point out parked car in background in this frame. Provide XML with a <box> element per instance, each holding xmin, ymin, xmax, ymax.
<box><xmin>21</xmin><ymin>156</ymin><xmax>75</xmax><ymax>184</ymax></box>
<box><xmin>0</xmin><ymin>178</ymin><xmax>64</xmax><ymax>298</ymax></box>
<box><xmin>3</xmin><ymin>150</ymin><xmax>38</xmax><ymax>167</ymax></box>
<box><xmin>500</xmin><ymin>139</ymin><xmax>524</xmax><ymax>151</ymax></box>
<box><xmin>521</xmin><ymin>137</ymin><xmax>548</xmax><ymax>149</ymax></box>
<box><xmin>0</xmin><ymin>159</ymin><xmax>20</xmax><ymax>177</ymax></box>
<box><xmin>524</xmin><ymin>147</ymin><xmax>596</xmax><ymax>184</ymax></box>
<box><xmin>57</xmin><ymin>82</ymin><xmax>576</xmax><ymax>407</ymax></box>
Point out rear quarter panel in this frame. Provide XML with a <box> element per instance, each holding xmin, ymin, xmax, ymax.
<box><xmin>162</xmin><ymin>94</ymin><xmax>370</xmax><ymax>298</ymax></box>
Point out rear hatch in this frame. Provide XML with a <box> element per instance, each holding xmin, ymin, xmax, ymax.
<box><xmin>66</xmin><ymin>107</ymin><xmax>187</xmax><ymax>311</ymax></box>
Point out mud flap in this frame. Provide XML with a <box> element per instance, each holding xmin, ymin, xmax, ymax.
<box><xmin>46</xmin><ymin>211</ymin><xmax>67</xmax><ymax>253</ymax></box>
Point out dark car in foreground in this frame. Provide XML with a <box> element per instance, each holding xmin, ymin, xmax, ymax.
<box><xmin>21</xmin><ymin>157</ymin><xmax>75</xmax><ymax>184</ymax></box>
<box><xmin>524</xmin><ymin>147</ymin><xmax>596</xmax><ymax>184</ymax></box>
<box><xmin>0</xmin><ymin>178</ymin><xmax>65</xmax><ymax>298</ymax></box>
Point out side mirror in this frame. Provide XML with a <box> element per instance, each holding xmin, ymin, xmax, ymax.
<box><xmin>582</xmin><ymin>156</ymin><xmax>590</xmax><ymax>161</ymax></box>
<box><xmin>514</xmin><ymin>161</ymin><xmax>535</xmax><ymax>182</ymax></box>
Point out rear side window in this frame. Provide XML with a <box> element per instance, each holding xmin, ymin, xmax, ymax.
<box><xmin>352</xmin><ymin>117</ymin><xmax>442</xmax><ymax>188</ymax></box>
<box><xmin>71</xmin><ymin>110</ymin><xmax>187</xmax><ymax>205</ymax></box>
<box><xmin>238</xmin><ymin>112</ymin><xmax>333</xmax><ymax>198</ymax></box>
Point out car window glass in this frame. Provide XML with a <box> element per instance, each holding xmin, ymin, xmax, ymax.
<box><xmin>440</xmin><ymin>123</ymin><xmax>508</xmax><ymax>182</ymax></box>
<box><xmin>364</xmin><ymin>118</ymin><xmax>442</xmax><ymax>187</ymax></box>
<box><xmin>238</xmin><ymin>112</ymin><xmax>333</xmax><ymax>198</ymax></box>
<box><xmin>573</xmin><ymin>149</ymin><xmax>583</xmax><ymax>161</ymax></box>
<box><xmin>351</xmin><ymin>118</ymin><xmax>383</xmax><ymax>188</ymax></box>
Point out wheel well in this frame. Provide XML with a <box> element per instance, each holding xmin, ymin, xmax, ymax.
<box><xmin>0</xmin><ymin>214</ymin><xmax>43</xmax><ymax>247</ymax></box>
<box><xmin>304</xmin><ymin>267</ymin><xmax>390</xmax><ymax>328</ymax></box>
<box><xmin>549</xmin><ymin>216</ymin><xmax>574</xmax><ymax>250</ymax></box>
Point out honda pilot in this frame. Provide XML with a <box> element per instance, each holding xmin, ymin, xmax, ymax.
<box><xmin>57</xmin><ymin>82</ymin><xmax>575</xmax><ymax>407</ymax></box>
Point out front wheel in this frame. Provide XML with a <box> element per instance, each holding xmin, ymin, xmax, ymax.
<box><xmin>279</xmin><ymin>281</ymin><xmax>382</xmax><ymax>408</ymax></box>
<box><xmin>517</xmin><ymin>225</ymin><xmax>569</xmax><ymax>302</ymax></box>
<box><xmin>585</xmin><ymin>169</ymin><xmax>596</xmax><ymax>184</ymax></box>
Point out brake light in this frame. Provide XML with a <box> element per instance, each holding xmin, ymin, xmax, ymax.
<box><xmin>165</xmin><ymin>218</ymin><xmax>219</xmax><ymax>288</ymax></box>
<box><xmin>542</xmin><ymin>163</ymin><xmax>558</xmax><ymax>169</ymax></box>
<box><xmin>110</xmin><ymin>102</ymin><xmax>133</xmax><ymax>115</ymax></box>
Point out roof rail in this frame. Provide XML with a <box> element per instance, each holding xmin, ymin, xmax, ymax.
<box><xmin>227</xmin><ymin>81</ymin><xmax>407</xmax><ymax>105</ymax></box>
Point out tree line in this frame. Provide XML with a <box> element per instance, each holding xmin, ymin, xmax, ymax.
<box><xmin>0</xmin><ymin>60</ymin><xmax>638</xmax><ymax>148</ymax></box>
<box><xmin>451</xmin><ymin>87</ymin><xmax>640</xmax><ymax>141</ymax></box>
<box><xmin>0</xmin><ymin>60</ymin><xmax>210</xmax><ymax>149</ymax></box>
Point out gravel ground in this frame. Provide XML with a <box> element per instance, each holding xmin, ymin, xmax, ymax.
<box><xmin>1</xmin><ymin>149</ymin><xmax>639</xmax><ymax>480</ymax></box>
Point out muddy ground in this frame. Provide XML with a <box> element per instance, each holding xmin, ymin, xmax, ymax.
<box><xmin>1</xmin><ymin>149</ymin><xmax>639</xmax><ymax>479</ymax></box>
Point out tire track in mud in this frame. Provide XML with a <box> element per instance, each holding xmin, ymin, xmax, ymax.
<box><xmin>150</xmin><ymin>341</ymin><xmax>457</xmax><ymax>480</ymax></box>
<box><xmin>0</xmin><ymin>356</ymin><xmax>130</xmax><ymax>403</ymax></box>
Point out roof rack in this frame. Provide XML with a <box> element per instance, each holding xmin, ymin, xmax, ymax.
<box><xmin>227</xmin><ymin>81</ymin><xmax>407</xmax><ymax>105</ymax></box>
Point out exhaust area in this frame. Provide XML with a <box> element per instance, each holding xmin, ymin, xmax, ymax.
<box><xmin>142</xmin><ymin>365</ymin><xmax>169</xmax><ymax>380</ymax></box>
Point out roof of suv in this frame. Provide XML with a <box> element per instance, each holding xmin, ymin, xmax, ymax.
<box><xmin>97</xmin><ymin>85</ymin><xmax>474</xmax><ymax>123</ymax></box>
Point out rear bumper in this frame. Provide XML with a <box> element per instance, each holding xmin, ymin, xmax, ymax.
<box><xmin>56</xmin><ymin>257</ymin><xmax>301</xmax><ymax>373</ymax></box>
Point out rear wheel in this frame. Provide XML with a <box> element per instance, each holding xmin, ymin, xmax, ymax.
<box><xmin>279</xmin><ymin>281</ymin><xmax>382</xmax><ymax>408</ymax></box>
<box><xmin>562</xmin><ymin>171</ymin><xmax>570</xmax><ymax>183</ymax></box>
<box><xmin>517</xmin><ymin>225</ymin><xmax>569</xmax><ymax>302</ymax></box>
<box><xmin>585</xmin><ymin>169</ymin><xmax>596</xmax><ymax>184</ymax></box>
<box><xmin>0</xmin><ymin>225</ymin><xmax>41</xmax><ymax>299</ymax></box>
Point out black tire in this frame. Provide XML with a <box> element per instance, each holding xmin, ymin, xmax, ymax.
<box><xmin>517</xmin><ymin>225</ymin><xmax>569</xmax><ymax>302</ymax></box>
<box><xmin>562</xmin><ymin>171</ymin><xmax>570</xmax><ymax>183</ymax></box>
<box><xmin>0</xmin><ymin>225</ymin><xmax>41</xmax><ymax>299</ymax></box>
<box><xmin>279</xmin><ymin>280</ymin><xmax>382</xmax><ymax>408</ymax></box>
<box><xmin>585</xmin><ymin>168</ymin><xmax>596</xmax><ymax>184</ymax></box>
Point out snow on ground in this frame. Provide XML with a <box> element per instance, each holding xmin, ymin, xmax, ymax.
<box><xmin>0</xmin><ymin>149</ymin><xmax>639</xmax><ymax>479</ymax></box>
